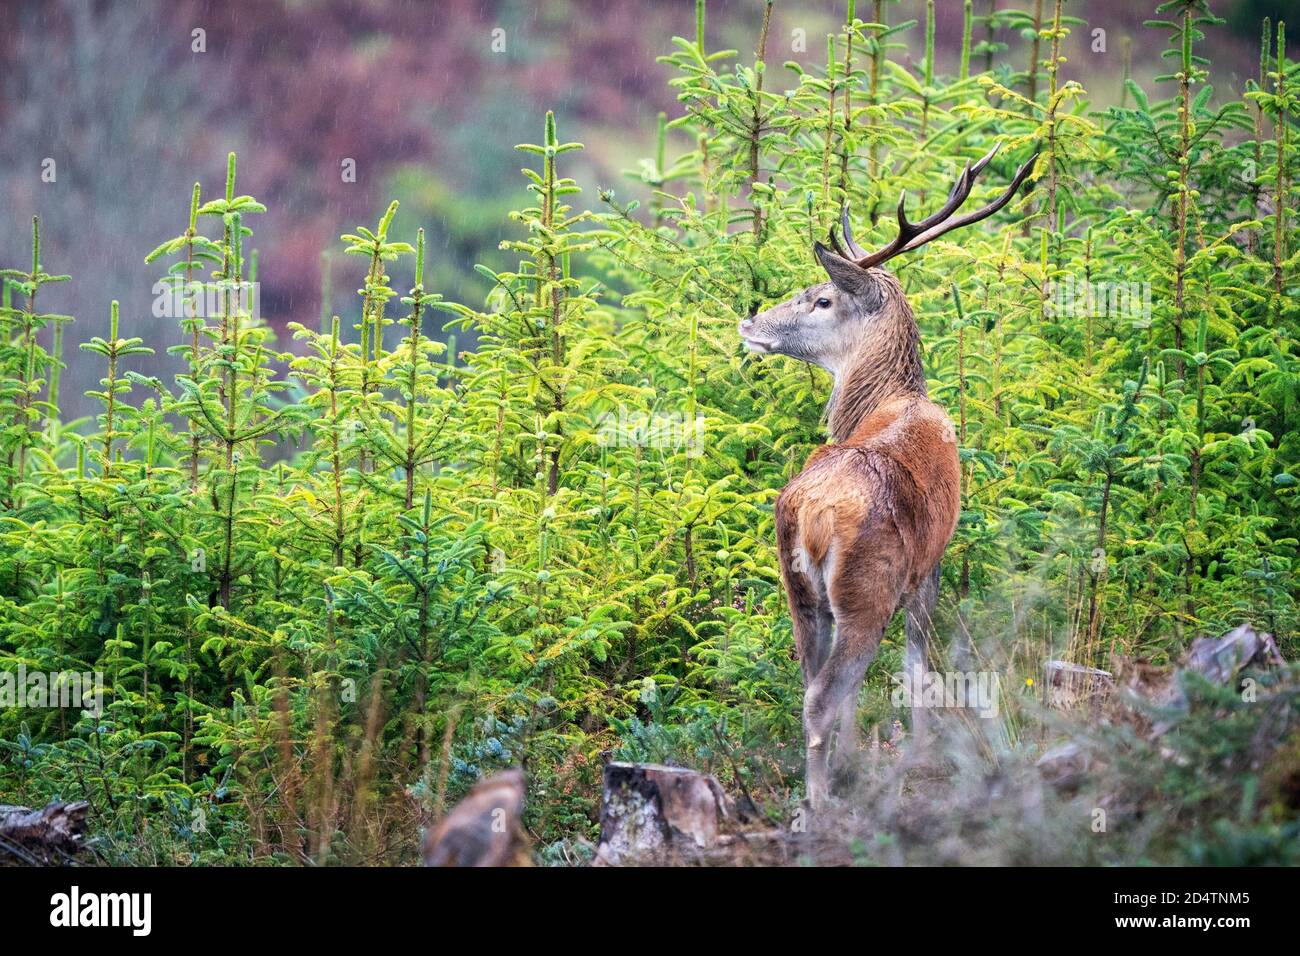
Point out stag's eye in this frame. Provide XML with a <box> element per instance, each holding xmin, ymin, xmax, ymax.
<box><xmin>814</xmin><ymin>297</ymin><xmax>832</xmax><ymax>309</ymax></box>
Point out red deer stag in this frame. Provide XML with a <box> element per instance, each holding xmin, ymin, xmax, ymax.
<box><xmin>737</xmin><ymin>145</ymin><xmax>1037</xmax><ymax>808</ymax></box>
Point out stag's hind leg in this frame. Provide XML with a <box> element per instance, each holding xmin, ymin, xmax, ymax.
<box><xmin>776</xmin><ymin>512</ymin><xmax>835</xmax><ymax>685</ymax></box>
<box><xmin>792</xmin><ymin>603</ymin><xmax>834</xmax><ymax>686</ymax></box>
<box><xmin>902</xmin><ymin>564</ymin><xmax>940</xmax><ymax>743</ymax></box>
<box><xmin>802</xmin><ymin>611</ymin><xmax>891</xmax><ymax>809</ymax></box>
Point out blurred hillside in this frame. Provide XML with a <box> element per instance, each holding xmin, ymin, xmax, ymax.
<box><xmin>0</xmin><ymin>0</ymin><xmax>1285</xmax><ymax>419</ymax></box>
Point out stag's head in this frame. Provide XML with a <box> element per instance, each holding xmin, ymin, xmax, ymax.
<box><xmin>738</xmin><ymin>145</ymin><xmax>1037</xmax><ymax>374</ymax></box>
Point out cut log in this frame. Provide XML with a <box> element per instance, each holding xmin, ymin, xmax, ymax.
<box><xmin>1042</xmin><ymin>660</ymin><xmax>1113</xmax><ymax>709</ymax></box>
<box><xmin>422</xmin><ymin>769</ymin><xmax>530</xmax><ymax>867</ymax></box>
<box><xmin>0</xmin><ymin>800</ymin><xmax>90</xmax><ymax>865</ymax></box>
<box><xmin>1110</xmin><ymin>654</ymin><xmax>1175</xmax><ymax>703</ymax></box>
<box><xmin>595</xmin><ymin>762</ymin><xmax>728</xmax><ymax>866</ymax></box>
<box><xmin>1181</xmin><ymin>624</ymin><xmax>1284</xmax><ymax>686</ymax></box>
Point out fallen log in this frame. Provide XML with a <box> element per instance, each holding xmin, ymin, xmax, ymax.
<box><xmin>595</xmin><ymin>762</ymin><xmax>728</xmax><ymax>865</ymax></box>
<box><xmin>1037</xmin><ymin>624</ymin><xmax>1291</xmax><ymax>789</ymax></box>
<box><xmin>0</xmin><ymin>800</ymin><xmax>90</xmax><ymax>866</ymax></box>
<box><xmin>422</xmin><ymin>769</ymin><xmax>530</xmax><ymax>867</ymax></box>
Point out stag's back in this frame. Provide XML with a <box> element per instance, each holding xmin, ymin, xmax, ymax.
<box><xmin>776</xmin><ymin>395</ymin><xmax>959</xmax><ymax>603</ymax></box>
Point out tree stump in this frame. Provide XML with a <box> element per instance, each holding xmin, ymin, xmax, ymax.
<box><xmin>422</xmin><ymin>769</ymin><xmax>530</xmax><ymax>867</ymax></box>
<box><xmin>595</xmin><ymin>762</ymin><xmax>728</xmax><ymax>866</ymax></box>
<box><xmin>1042</xmin><ymin>660</ymin><xmax>1113</xmax><ymax>709</ymax></box>
<box><xmin>0</xmin><ymin>800</ymin><xmax>90</xmax><ymax>865</ymax></box>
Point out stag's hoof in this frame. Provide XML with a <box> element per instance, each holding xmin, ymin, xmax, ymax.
<box><xmin>798</xmin><ymin>789</ymin><xmax>846</xmax><ymax>820</ymax></box>
<box><xmin>830</xmin><ymin>760</ymin><xmax>862</xmax><ymax>792</ymax></box>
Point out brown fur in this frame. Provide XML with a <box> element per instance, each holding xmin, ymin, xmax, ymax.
<box><xmin>740</xmin><ymin>154</ymin><xmax>1033</xmax><ymax>807</ymax></box>
<box><xmin>777</xmin><ymin>274</ymin><xmax>958</xmax><ymax>650</ymax></box>
<box><xmin>748</xmin><ymin>267</ymin><xmax>959</xmax><ymax>807</ymax></box>
<box><xmin>824</xmin><ymin>272</ymin><xmax>926</xmax><ymax>441</ymax></box>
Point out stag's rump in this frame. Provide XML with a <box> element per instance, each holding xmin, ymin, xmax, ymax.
<box><xmin>775</xmin><ymin>398</ymin><xmax>959</xmax><ymax>624</ymax></box>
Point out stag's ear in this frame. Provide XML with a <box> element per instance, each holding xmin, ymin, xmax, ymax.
<box><xmin>813</xmin><ymin>241</ymin><xmax>872</xmax><ymax>296</ymax></box>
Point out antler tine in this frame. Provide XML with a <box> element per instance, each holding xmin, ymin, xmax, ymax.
<box><xmin>969</xmin><ymin>142</ymin><xmax>1001</xmax><ymax>177</ymax></box>
<box><xmin>854</xmin><ymin>167</ymin><xmax>975</xmax><ymax>268</ymax></box>
<box><xmin>839</xmin><ymin>205</ymin><xmax>869</xmax><ymax>259</ymax></box>
<box><xmin>849</xmin><ymin>193</ymin><xmax>916</xmax><ymax>268</ymax></box>
<box><xmin>905</xmin><ymin>162</ymin><xmax>978</xmax><ymax>234</ymax></box>
<box><xmin>899</xmin><ymin>148</ymin><xmax>1039</xmax><ymax>253</ymax></box>
<box><xmin>850</xmin><ymin>144</ymin><xmax>1036</xmax><ymax>268</ymax></box>
<box><xmin>827</xmin><ymin>225</ymin><xmax>851</xmax><ymax>259</ymax></box>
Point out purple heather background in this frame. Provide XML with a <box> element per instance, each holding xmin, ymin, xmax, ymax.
<box><xmin>0</xmin><ymin>0</ymin><xmax>1285</xmax><ymax>417</ymax></box>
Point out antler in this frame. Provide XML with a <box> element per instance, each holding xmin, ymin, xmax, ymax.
<box><xmin>838</xmin><ymin>144</ymin><xmax>1039</xmax><ymax>270</ymax></box>
<box><xmin>827</xmin><ymin>203</ymin><xmax>875</xmax><ymax>260</ymax></box>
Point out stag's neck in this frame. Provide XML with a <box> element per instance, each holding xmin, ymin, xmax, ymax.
<box><xmin>826</xmin><ymin>293</ymin><xmax>927</xmax><ymax>443</ymax></box>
